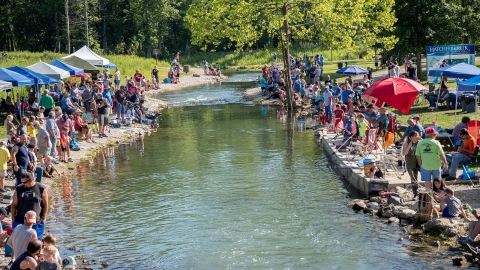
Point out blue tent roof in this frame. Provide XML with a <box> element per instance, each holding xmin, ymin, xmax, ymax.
<box><xmin>49</xmin><ymin>60</ymin><xmax>84</xmax><ymax>75</ymax></box>
<box><xmin>457</xmin><ymin>76</ymin><xmax>480</xmax><ymax>92</ymax></box>
<box><xmin>428</xmin><ymin>63</ymin><xmax>480</xmax><ymax>79</ymax></box>
<box><xmin>0</xmin><ymin>67</ymin><xmax>34</xmax><ymax>86</ymax></box>
<box><xmin>7</xmin><ymin>66</ymin><xmax>58</xmax><ymax>85</ymax></box>
<box><xmin>336</xmin><ymin>66</ymin><xmax>369</xmax><ymax>75</ymax></box>
<box><xmin>95</xmin><ymin>63</ymin><xmax>117</xmax><ymax>68</ymax></box>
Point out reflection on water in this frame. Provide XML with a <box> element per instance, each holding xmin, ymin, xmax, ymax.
<box><xmin>48</xmin><ymin>103</ymin><xmax>432</xmax><ymax>269</ymax></box>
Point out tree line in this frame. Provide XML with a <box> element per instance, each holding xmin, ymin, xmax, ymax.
<box><xmin>1</xmin><ymin>0</ymin><xmax>480</xmax><ymax>64</ymax></box>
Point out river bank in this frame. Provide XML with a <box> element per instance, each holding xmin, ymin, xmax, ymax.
<box><xmin>0</xmin><ymin>67</ymin><xmax>225</xmax><ymax>269</ymax></box>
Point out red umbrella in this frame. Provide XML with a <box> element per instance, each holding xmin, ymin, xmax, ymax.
<box><xmin>71</xmin><ymin>73</ymin><xmax>90</xmax><ymax>79</ymax></box>
<box><xmin>361</xmin><ymin>78</ymin><xmax>425</xmax><ymax>114</ymax></box>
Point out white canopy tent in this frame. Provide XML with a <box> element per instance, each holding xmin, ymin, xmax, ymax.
<box><xmin>0</xmin><ymin>80</ymin><xmax>13</xmax><ymax>91</ymax></box>
<box><xmin>66</xmin><ymin>45</ymin><xmax>110</xmax><ymax>66</ymax></box>
<box><xmin>27</xmin><ymin>61</ymin><xmax>70</xmax><ymax>80</ymax></box>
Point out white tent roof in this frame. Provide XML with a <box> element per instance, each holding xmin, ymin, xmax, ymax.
<box><xmin>0</xmin><ymin>80</ymin><xmax>13</xmax><ymax>91</ymax></box>
<box><xmin>66</xmin><ymin>45</ymin><xmax>110</xmax><ymax>66</ymax></box>
<box><xmin>27</xmin><ymin>61</ymin><xmax>70</xmax><ymax>80</ymax></box>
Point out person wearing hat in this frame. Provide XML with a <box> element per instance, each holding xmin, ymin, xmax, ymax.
<box><xmin>0</xmin><ymin>141</ymin><xmax>10</xmax><ymax>193</ymax></box>
<box><xmin>403</xmin><ymin>118</ymin><xmax>425</xmax><ymax>141</ymax></box>
<box><xmin>415</xmin><ymin>127</ymin><xmax>448</xmax><ymax>190</ymax></box>
<box><xmin>8</xmin><ymin>239</ymin><xmax>42</xmax><ymax>270</ymax></box>
<box><xmin>445</xmin><ymin>128</ymin><xmax>477</xmax><ymax>180</ymax></box>
<box><xmin>11</xmin><ymin>172</ymin><xmax>48</xmax><ymax>241</ymax></box>
<box><xmin>62</xmin><ymin>256</ymin><xmax>77</xmax><ymax>269</ymax></box>
<box><xmin>8</xmin><ymin>211</ymin><xmax>38</xmax><ymax>262</ymax></box>
<box><xmin>39</xmin><ymin>90</ymin><xmax>55</xmax><ymax>117</ymax></box>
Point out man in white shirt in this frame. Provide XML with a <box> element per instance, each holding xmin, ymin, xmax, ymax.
<box><xmin>323</xmin><ymin>88</ymin><xmax>333</xmax><ymax>121</ymax></box>
<box><xmin>114</xmin><ymin>68</ymin><xmax>121</xmax><ymax>91</ymax></box>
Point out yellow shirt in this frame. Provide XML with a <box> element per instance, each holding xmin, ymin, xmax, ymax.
<box><xmin>0</xmin><ymin>147</ymin><xmax>10</xmax><ymax>171</ymax></box>
<box><xmin>27</xmin><ymin>125</ymin><xmax>37</xmax><ymax>138</ymax></box>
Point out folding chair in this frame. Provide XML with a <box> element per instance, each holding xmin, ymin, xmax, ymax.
<box><xmin>346</xmin><ymin>128</ymin><xmax>380</xmax><ymax>160</ymax></box>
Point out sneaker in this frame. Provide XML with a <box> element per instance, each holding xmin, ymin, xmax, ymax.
<box><xmin>461</xmin><ymin>237</ymin><xmax>474</xmax><ymax>245</ymax></box>
<box><xmin>7</xmin><ymin>260</ymin><xmax>13</xmax><ymax>269</ymax></box>
<box><xmin>444</xmin><ymin>176</ymin><xmax>457</xmax><ymax>181</ymax></box>
<box><xmin>86</xmin><ymin>139</ymin><xmax>92</xmax><ymax>143</ymax></box>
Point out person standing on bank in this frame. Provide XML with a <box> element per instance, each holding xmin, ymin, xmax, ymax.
<box><xmin>0</xmin><ymin>141</ymin><xmax>10</xmax><ymax>192</ymax></box>
<box><xmin>402</xmin><ymin>131</ymin><xmax>421</xmax><ymax>197</ymax></box>
<box><xmin>415</xmin><ymin>128</ymin><xmax>448</xmax><ymax>190</ymax></box>
<box><xmin>11</xmin><ymin>134</ymin><xmax>29</xmax><ymax>186</ymax></box>
<box><xmin>10</xmin><ymin>172</ymin><xmax>48</xmax><ymax>241</ymax></box>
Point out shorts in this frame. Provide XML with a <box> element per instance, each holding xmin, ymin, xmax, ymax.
<box><xmin>114</xmin><ymin>79</ymin><xmax>120</xmax><ymax>85</ymax></box>
<box><xmin>442</xmin><ymin>207</ymin><xmax>455</xmax><ymax>218</ymax></box>
<box><xmin>116</xmin><ymin>103</ymin><xmax>125</xmax><ymax>114</ymax></box>
<box><xmin>175</xmin><ymin>74</ymin><xmax>180</xmax><ymax>78</ymax></box>
<box><xmin>37</xmin><ymin>147</ymin><xmax>51</xmax><ymax>156</ymax></box>
<box><xmin>420</xmin><ymin>167</ymin><xmax>441</xmax><ymax>181</ymax></box>
<box><xmin>61</xmin><ymin>146</ymin><xmax>67</xmax><ymax>152</ymax></box>
<box><xmin>0</xmin><ymin>171</ymin><xmax>6</xmax><ymax>178</ymax></box>
<box><xmin>98</xmin><ymin>114</ymin><xmax>109</xmax><ymax>126</ymax></box>
<box><xmin>375</xmin><ymin>62</ymin><xmax>378</xmax><ymax>67</ymax></box>
<box><xmin>56</xmin><ymin>140</ymin><xmax>60</xmax><ymax>147</ymax></box>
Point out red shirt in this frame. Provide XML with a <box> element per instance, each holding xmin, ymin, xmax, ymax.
<box><xmin>74</xmin><ymin>115</ymin><xmax>85</xmax><ymax>131</ymax></box>
<box><xmin>319</xmin><ymin>115</ymin><xmax>330</xmax><ymax>123</ymax></box>
<box><xmin>134</xmin><ymin>72</ymin><xmax>143</xmax><ymax>82</ymax></box>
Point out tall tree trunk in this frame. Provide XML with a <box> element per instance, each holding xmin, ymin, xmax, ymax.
<box><xmin>101</xmin><ymin>0</ymin><xmax>107</xmax><ymax>49</ymax></box>
<box><xmin>417</xmin><ymin>51</ymin><xmax>422</xmax><ymax>81</ymax></box>
<box><xmin>83</xmin><ymin>0</ymin><xmax>89</xmax><ymax>47</ymax></box>
<box><xmin>65</xmin><ymin>0</ymin><xmax>70</xmax><ymax>54</ymax></box>
<box><xmin>157</xmin><ymin>36</ymin><xmax>163</xmax><ymax>57</ymax></box>
<box><xmin>281</xmin><ymin>3</ymin><xmax>295</xmax><ymax>110</ymax></box>
<box><xmin>55</xmin><ymin>12</ymin><xmax>61</xmax><ymax>53</ymax></box>
<box><xmin>145</xmin><ymin>8</ymin><xmax>151</xmax><ymax>58</ymax></box>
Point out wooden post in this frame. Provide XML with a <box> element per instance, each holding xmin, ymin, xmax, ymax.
<box><xmin>417</xmin><ymin>191</ymin><xmax>434</xmax><ymax>223</ymax></box>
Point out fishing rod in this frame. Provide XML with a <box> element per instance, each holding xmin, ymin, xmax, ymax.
<box><xmin>317</xmin><ymin>135</ymin><xmax>353</xmax><ymax>163</ymax></box>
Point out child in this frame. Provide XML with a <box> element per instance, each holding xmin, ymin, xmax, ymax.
<box><xmin>125</xmin><ymin>105</ymin><xmax>133</xmax><ymax>126</ymax></box>
<box><xmin>62</xmin><ymin>256</ymin><xmax>77</xmax><ymax>270</ymax></box>
<box><xmin>60</xmin><ymin>127</ymin><xmax>70</xmax><ymax>162</ymax></box>
<box><xmin>37</xmin><ymin>106</ymin><xmax>46</xmax><ymax>123</ymax></box>
<box><xmin>318</xmin><ymin>110</ymin><xmax>330</xmax><ymax>125</ymax></box>
<box><xmin>43</xmin><ymin>234</ymin><xmax>62</xmax><ymax>266</ymax></box>
<box><xmin>36</xmin><ymin>245</ymin><xmax>61</xmax><ymax>270</ymax></box>
<box><xmin>438</xmin><ymin>187</ymin><xmax>467</xmax><ymax>221</ymax></box>
<box><xmin>5</xmin><ymin>115</ymin><xmax>15</xmax><ymax>142</ymax></box>
<box><xmin>43</xmin><ymin>156</ymin><xmax>59</xmax><ymax>178</ymax></box>
<box><xmin>27</xmin><ymin>116</ymin><xmax>37</xmax><ymax>146</ymax></box>
<box><xmin>365</xmin><ymin>160</ymin><xmax>384</xmax><ymax>178</ymax></box>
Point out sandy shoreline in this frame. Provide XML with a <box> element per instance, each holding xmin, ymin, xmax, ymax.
<box><xmin>0</xmin><ymin>67</ymin><xmax>225</xmax><ymax>268</ymax></box>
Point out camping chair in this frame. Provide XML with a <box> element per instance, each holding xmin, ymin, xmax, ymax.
<box><xmin>346</xmin><ymin>128</ymin><xmax>380</xmax><ymax>159</ymax></box>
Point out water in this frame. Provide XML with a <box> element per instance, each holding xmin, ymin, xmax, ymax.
<box><xmin>48</xmin><ymin>74</ymin><xmax>432</xmax><ymax>269</ymax></box>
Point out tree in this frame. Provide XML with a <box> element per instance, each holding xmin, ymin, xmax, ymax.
<box><xmin>185</xmin><ymin>0</ymin><xmax>396</xmax><ymax>109</ymax></box>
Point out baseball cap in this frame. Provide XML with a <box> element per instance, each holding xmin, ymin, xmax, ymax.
<box><xmin>24</xmin><ymin>211</ymin><xmax>36</xmax><ymax>223</ymax></box>
<box><xmin>32</xmin><ymin>121</ymin><xmax>40</xmax><ymax>126</ymax></box>
<box><xmin>62</xmin><ymin>256</ymin><xmax>77</xmax><ymax>268</ymax></box>
<box><xmin>27</xmin><ymin>143</ymin><xmax>35</xmax><ymax>149</ymax></box>
<box><xmin>425</xmin><ymin>127</ymin><xmax>439</xmax><ymax>135</ymax></box>
<box><xmin>460</xmin><ymin>128</ymin><xmax>470</xmax><ymax>135</ymax></box>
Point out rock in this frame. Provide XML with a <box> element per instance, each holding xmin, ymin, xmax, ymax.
<box><xmin>397</xmin><ymin>209</ymin><xmax>416</xmax><ymax>219</ymax></box>
<box><xmin>444</xmin><ymin>228</ymin><xmax>460</xmax><ymax>237</ymax></box>
<box><xmin>366</xmin><ymin>202</ymin><xmax>380</xmax><ymax>211</ymax></box>
<box><xmin>382</xmin><ymin>210</ymin><xmax>394</xmax><ymax>218</ymax></box>
<box><xmin>352</xmin><ymin>201</ymin><xmax>367</xmax><ymax>212</ymax></box>
<box><xmin>452</xmin><ymin>256</ymin><xmax>467</xmax><ymax>266</ymax></box>
<box><xmin>430</xmin><ymin>241</ymin><xmax>440</xmax><ymax>247</ymax></box>
<box><xmin>424</xmin><ymin>218</ymin><xmax>456</xmax><ymax>233</ymax></box>
<box><xmin>369</xmin><ymin>197</ymin><xmax>382</xmax><ymax>203</ymax></box>
<box><xmin>347</xmin><ymin>199</ymin><xmax>366</xmax><ymax>209</ymax></box>
<box><xmin>388</xmin><ymin>217</ymin><xmax>399</xmax><ymax>223</ymax></box>
<box><xmin>400</xmin><ymin>219</ymin><xmax>410</xmax><ymax>226</ymax></box>
<box><xmin>396</xmin><ymin>186</ymin><xmax>414</xmax><ymax>201</ymax></box>
<box><xmin>463</xmin><ymin>252</ymin><xmax>475</xmax><ymax>262</ymax></box>
<box><xmin>381</xmin><ymin>198</ymin><xmax>388</xmax><ymax>205</ymax></box>
<box><xmin>101</xmin><ymin>262</ymin><xmax>109</xmax><ymax>268</ymax></box>
<box><xmin>192</xmin><ymin>74</ymin><xmax>200</xmax><ymax>77</ymax></box>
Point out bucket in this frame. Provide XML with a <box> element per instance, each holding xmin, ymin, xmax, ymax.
<box><xmin>363</xmin><ymin>158</ymin><xmax>373</xmax><ymax>176</ymax></box>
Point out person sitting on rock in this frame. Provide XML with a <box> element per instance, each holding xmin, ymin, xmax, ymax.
<box><xmin>461</xmin><ymin>208</ymin><xmax>480</xmax><ymax>244</ymax></box>
<box><xmin>42</xmin><ymin>156</ymin><xmax>59</xmax><ymax>178</ymax></box>
<box><xmin>432</xmin><ymin>178</ymin><xmax>447</xmax><ymax>199</ymax></box>
<box><xmin>437</xmin><ymin>187</ymin><xmax>467</xmax><ymax>221</ymax></box>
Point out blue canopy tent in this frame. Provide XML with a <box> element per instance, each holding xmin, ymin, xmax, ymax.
<box><xmin>7</xmin><ymin>66</ymin><xmax>58</xmax><ymax>85</ymax></box>
<box><xmin>0</xmin><ymin>67</ymin><xmax>34</xmax><ymax>86</ymax></box>
<box><xmin>336</xmin><ymin>66</ymin><xmax>369</xmax><ymax>75</ymax></box>
<box><xmin>7</xmin><ymin>66</ymin><xmax>58</xmax><ymax>99</ymax></box>
<box><xmin>49</xmin><ymin>60</ymin><xmax>84</xmax><ymax>76</ymax></box>
<box><xmin>428</xmin><ymin>63</ymin><xmax>480</xmax><ymax>79</ymax></box>
<box><xmin>95</xmin><ymin>63</ymin><xmax>117</xmax><ymax>69</ymax></box>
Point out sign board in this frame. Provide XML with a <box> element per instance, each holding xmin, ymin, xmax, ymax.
<box><xmin>426</xmin><ymin>44</ymin><xmax>475</xmax><ymax>82</ymax></box>
<box><xmin>153</xmin><ymin>49</ymin><xmax>159</xmax><ymax>55</ymax></box>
